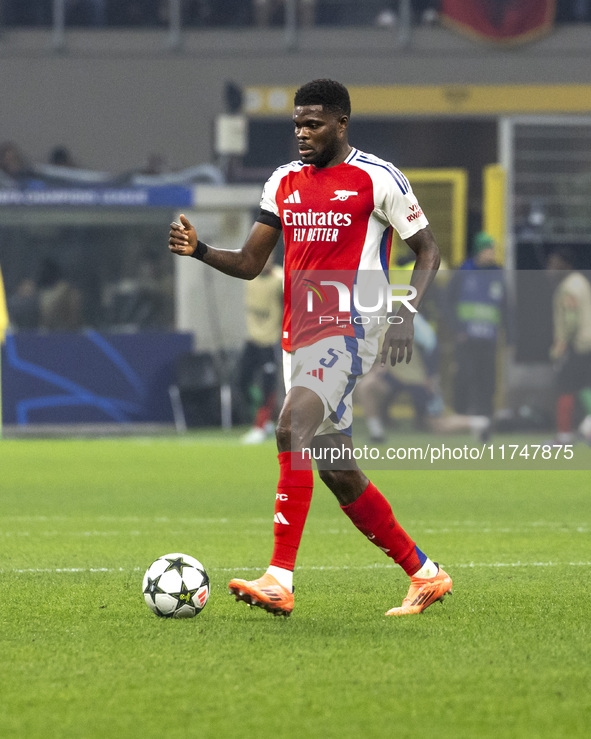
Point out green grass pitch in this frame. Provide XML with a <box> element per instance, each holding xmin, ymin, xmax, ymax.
<box><xmin>1</xmin><ymin>433</ymin><xmax>590</xmax><ymax>738</ymax></box>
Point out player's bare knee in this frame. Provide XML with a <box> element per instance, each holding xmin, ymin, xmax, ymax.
<box><xmin>275</xmin><ymin>419</ymin><xmax>292</xmax><ymax>451</ymax></box>
<box><xmin>318</xmin><ymin>468</ymin><xmax>368</xmax><ymax>506</ymax></box>
<box><xmin>277</xmin><ymin>415</ymin><xmax>319</xmax><ymax>452</ymax></box>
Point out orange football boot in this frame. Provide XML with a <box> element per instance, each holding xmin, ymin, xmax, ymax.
<box><xmin>385</xmin><ymin>566</ymin><xmax>452</xmax><ymax>616</ymax></box>
<box><xmin>228</xmin><ymin>572</ymin><xmax>294</xmax><ymax>617</ymax></box>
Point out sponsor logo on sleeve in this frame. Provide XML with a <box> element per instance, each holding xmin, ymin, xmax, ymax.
<box><xmin>407</xmin><ymin>203</ymin><xmax>424</xmax><ymax>222</ymax></box>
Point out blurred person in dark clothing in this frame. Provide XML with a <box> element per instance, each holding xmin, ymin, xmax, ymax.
<box><xmin>446</xmin><ymin>231</ymin><xmax>508</xmax><ymax>428</ymax></box>
<box><xmin>547</xmin><ymin>247</ymin><xmax>591</xmax><ymax>444</ymax></box>
<box><xmin>0</xmin><ymin>142</ymin><xmax>35</xmax><ymax>187</ymax></box>
<box><xmin>7</xmin><ymin>279</ymin><xmax>40</xmax><ymax>331</ymax></box>
<box><xmin>37</xmin><ymin>259</ymin><xmax>83</xmax><ymax>332</ymax></box>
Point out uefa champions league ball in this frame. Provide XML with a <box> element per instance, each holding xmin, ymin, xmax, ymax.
<box><xmin>143</xmin><ymin>553</ymin><xmax>210</xmax><ymax>618</ymax></box>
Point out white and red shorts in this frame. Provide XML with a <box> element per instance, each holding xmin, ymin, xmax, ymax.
<box><xmin>283</xmin><ymin>334</ymin><xmax>378</xmax><ymax>437</ymax></box>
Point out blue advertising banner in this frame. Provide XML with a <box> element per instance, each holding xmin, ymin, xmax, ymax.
<box><xmin>1</xmin><ymin>331</ymin><xmax>192</xmax><ymax>425</ymax></box>
<box><xmin>0</xmin><ymin>186</ymin><xmax>193</xmax><ymax>208</ymax></box>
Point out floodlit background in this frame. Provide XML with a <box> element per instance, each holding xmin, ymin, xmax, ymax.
<box><xmin>1</xmin><ymin>5</ymin><xmax>591</xmax><ymax>739</ymax></box>
<box><xmin>1</xmin><ymin>1</ymin><xmax>590</xmax><ymax>439</ymax></box>
<box><xmin>1</xmin><ymin>1</ymin><xmax>591</xmax><ymax>438</ymax></box>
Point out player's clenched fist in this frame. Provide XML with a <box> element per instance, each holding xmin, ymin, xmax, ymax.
<box><xmin>169</xmin><ymin>214</ymin><xmax>198</xmax><ymax>256</ymax></box>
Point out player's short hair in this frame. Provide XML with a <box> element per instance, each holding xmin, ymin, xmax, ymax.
<box><xmin>294</xmin><ymin>79</ymin><xmax>351</xmax><ymax>118</ymax></box>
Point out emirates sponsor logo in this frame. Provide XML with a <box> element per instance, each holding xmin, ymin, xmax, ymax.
<box><xmin>283</xmin><ymin>209</ymin><xmax>352</xmax><ymax>227</ymax></box>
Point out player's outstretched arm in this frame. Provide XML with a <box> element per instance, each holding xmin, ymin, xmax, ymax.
<box><xmin>380</xmin><ymin>226</ymin><xmax>440</xmax><ymax>366</ymax></box>
<box><xmin>169</xmin><ymin>214</ymin><xmax>280</xmax><ymax>280</ymax></box>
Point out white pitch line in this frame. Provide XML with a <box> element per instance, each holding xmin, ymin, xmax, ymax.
<box><xmin>3</xmin><ymin>561</ymin><xmax>591</xmax><ymax>574</ymax></box>
<box><xmin>3</xmin><ymin>567</ymin><xmax>143</xmax><ymax>573</ymax></box>
<box><xmin>2</xmin><ymin>517</ymin><xmax>588</xmax><ymax>528</ymax></box>
<box><xmin>1</xmin><ymin>524</ymin><xmax>589</xmax><ymax>537</ymax></box>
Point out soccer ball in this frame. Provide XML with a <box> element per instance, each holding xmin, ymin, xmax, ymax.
<box><xmin>142</xmin><ymin>552</ymin><xmax>210</xmax><ymax>618</ymax></box>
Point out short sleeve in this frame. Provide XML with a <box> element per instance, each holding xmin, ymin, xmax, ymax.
<box><xmin>382</xmin><ymin>174</ymin><xmax>429</xmax><ymax>241</ymax></box>
<box><xmin>259</xmin><ymin>169</ymin><xmax>282</xmax><ymax>218</ymax></box>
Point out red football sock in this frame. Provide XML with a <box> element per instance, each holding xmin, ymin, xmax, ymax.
<box><xmin>556</xmin><ymin>394</ymin><xmax>575</xmax><ymax>433</ymax></box>
<box><xmin>341</xmin><ymin>481</ymin><xmax>423</xmax><ymax>576</ymax></box>
<box><xmin>269</xmin><ymin>451</ymin><xmax>314</xmax><ymax>571</ymax></box>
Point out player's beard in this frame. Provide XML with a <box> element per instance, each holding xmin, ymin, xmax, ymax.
<box><xmin>304</xmin><ymin>137</ymin><xmax>341</xmax><ymax>168</ymax></box>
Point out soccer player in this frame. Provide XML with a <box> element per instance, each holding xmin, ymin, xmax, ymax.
<box><xmin>169</xmin><ymin>79</ymin><xmax>452</xmax><ymax>617</ymax></box>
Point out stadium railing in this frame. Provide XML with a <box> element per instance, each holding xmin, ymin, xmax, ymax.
<box><xmin>0</xmin><ymin>0</ymin><xmax>419</xmax><ymax>51</ymax></box>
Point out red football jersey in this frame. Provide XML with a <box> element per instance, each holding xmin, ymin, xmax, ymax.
<box><xmin>259</xmin><ymin>148</ymin><xmax>429</xmax><ymax>351</ymax></box>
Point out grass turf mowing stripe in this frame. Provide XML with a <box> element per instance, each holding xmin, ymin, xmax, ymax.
<box><xmin>2</xmin><ymin>437</ymin><xmax>590</xmax><ymax>738</ymax></box>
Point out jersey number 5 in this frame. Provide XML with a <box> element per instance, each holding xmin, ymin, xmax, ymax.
<box><xmin>319</xmin><ymin>348</ymin><xmax>339</xmax><ymax>368</ymax></box>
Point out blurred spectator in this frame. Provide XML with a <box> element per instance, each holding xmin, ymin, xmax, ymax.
<box><xmin>102</xmin><ymin>251</ymin><xmax>173</xmax><ymax>330</ymax></box>
<box><xmin>48</xmin><ymin>145</ymin><xmax>78</xmax><ymax>167</ymax></box>
<box><xmin>239</xmin><ymin>255</ymin><xmax>283</xmax><ymax>444</ymax></box>
<box><xmin>0</xmin><ymin>141</ymin><xmax>35</xmax><ymax>187</ymax></box>
<box><xmin>7</xmin><ymin>278</ymin><xmax>40</xmax><ymax>331</ymax></box>
<box><xmin>355</xmin><ymin>314</ymin><xmax>491</xmax><ymax>441</ymax></box>
<box><xmin>546</xmin><ymin>247</ymin><xmax>591</xmax><ymax>444</ymax></box>
<box><xmin>136</xmin><ymin>251</ymin><xmax>173</xmax><ymax>328</ymax></box>
<box><xmin>37</xmin><ymin>258</ymin><xmax>83</xmax><ymax>331</ymax></box>
<box><xmin>356</xmin><ymin>313</ymin><xmax>439</xmax><ymax>439</ymax></box>
<box><xmin>139</xmin><ymin>153</ymin><xmax>171</xmax><ymax>176</ymax></box>
<box><xmin>445</xmin><ymin>232</ymin><xmax>508</xmax><ymax>428</ymax></box>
